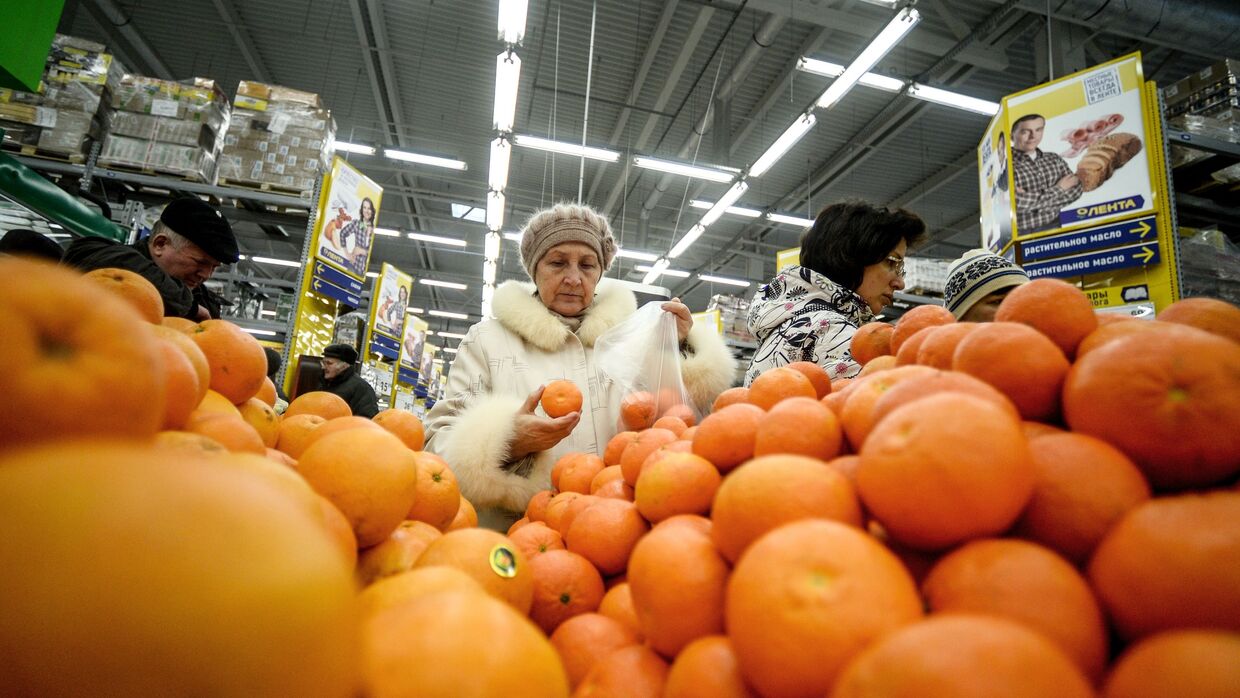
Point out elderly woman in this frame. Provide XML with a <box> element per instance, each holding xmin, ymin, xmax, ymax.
<box><xmin>943</xmin><ymin>249</ymin><xmax>1030</xmax><ymax>322</ymax></box>
<box><xmin>424</xmin><ymin>203</ymin><xmax>734</xmax><ymax>528</ymax></box>
<box><xmin>745</xmin><ymin>200</ymin><xmax>925</xmax><ymax>385</ymax></box>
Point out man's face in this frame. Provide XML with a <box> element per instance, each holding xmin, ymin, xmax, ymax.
<box><xmin>321</xmin><ymin>357</ymin><xmax>349</xmax><ymax>380</ymax></box>
<box><xmin>1012</xmin><ymin>118</ymin><xmax>1045</xmax><ymax>154</ymax></box>
<box><xmin>150</xmin><ymin>233</ymin><xmax>220</xmax><ymax>288</ymax></box>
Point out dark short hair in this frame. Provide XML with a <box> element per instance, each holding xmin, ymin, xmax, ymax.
<box><xmin>799</xmin><ymin>200</ymin><xmax>926</xmax><ymax>290</ymax></box>
<box><xmin>0</xmin><ymin>228</ymin><xmax>63</xmax><ymax>261</ymax></box>
<box><xmin>1012</xmin><ymin>114</ymin><xmax>1045</xmax><ymax>131</ymax></box>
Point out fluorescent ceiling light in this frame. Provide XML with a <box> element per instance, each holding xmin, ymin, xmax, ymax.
<box><xmin>260</xmin><ymin>309</ymin><xmax>277</xmax><ymax>316</ymax></box>
<box><xmin>484</xmin><ymin>232</ymin><xmax>501</xmax><ymax>260</ymax></box>
<box><xmin>512</xmin><ymin>134</ymin><xmax>621</xmax><ymax>162</ymax></box>
<box><xmin>241</xmin><ymin>328</ymin><xmax>278</xmax><ymax>336</ymax></box>
<box><xmin>436</xmin><ymin>331</ymin><xmax>467</xmax><ymax>340</ymax></box>
<box><xmin>408</xmin><ymin>232</ymin><xmax>468</xmax><ymax>247</ymax></box>
<box><xmin>494</xmin><ymin>53</ymin><xmax>521</xmax><ymax>132</ymax></box>
<box><xmin>482</xmin><ymin>260</ymin><xmax>497</xmax><ymax>284</ymax></box>
<box><xmin>486</xmin><ymin>191</ymin><xmax>505</xmax><ymax>232</ymax></box>
<box><xmin>798</xmin><ymin>57</ymin><xmax>904</xmax><ymax>91</ymax></box>
<box><xmin>816</xmin><ymin>7</ymin><xmax>921</xmax><ymax>109</ymax></box>
<box><xmin>632</xmin><ymin>156</ymin><xmax>735</xmax><ymax>183</ymax></box>
<box><xmin>768</xmin><ymin>212</ymin><xmax>815</xmax><ymax>227</ymax></box>
<box><xmin>699</xmin><ymin>181</ymin><xmax>750</xmax><ymax>228</ymax></box>
<box><xmin>373</xmin><ymin>227</ymin><xmax>401</xmax><ymax>237</ymax></box>
<box><xmin>750</xmin><ymin>113</ymin><xmax>816</xmax><ymax>177</ymax></box>
<box><xmin>420</xmin><ymin>279</ymin><xmax>468</xmax><ymax>290</ymax></box>
<box><xmin>635</xmin><ymin>264</ymin><xmax>690</xmax><ymax>278</ymax></box>
<box><xmin>699</xmin><ymin>273</ymin><xmax>752</xmax><ymax>287</ymax></box>
<box><xmin>366</xmin><ymin>271</ymin><xmax>380</xmax><ymax>278</ymax></box>
<box><xmin>383</xmin><ymin>148</ymin><xmax>468</xmax><ymax>171</ymax></box>
<box><xmin>641</xmin><ymin>258</ymin><xmax>671</xmax><ymax>285</ymax></box>
<box><xmin>451</xmin><ymin>203</ymin><xmax>486</xmax><ymax>223</ymax></box>
<box><xmin>333</xmin><ymin>141</ymin><xmax>376</xmax><ymax>155</ymax></box>
<box><xmin>498</xmin><ymin>0</ymin><xmax>528</xmax><ymax>44</ymax></box>
<box><xmin>907</xmin><ymin>83</ymin><xmax>1000</xmax><ymax>115</ymax></box>
<box><xmin>689</xmin><ymin>199</ymin><xmax>762</xmax><ymax>218</ymax></box>
<box><xmin>249</xmin><ymin>256</ymin><xmax>300</xmax><ymax>268</ymax></box>
<box><xmin>668</xmin><ymin>224</ymin><xmax>707</xmax><ymax>259</ymax></box>
<box><xmin>443</xmin><ymin>347</ymin><xmax>459</xmax><ymax>354</ymax></box>
<box><xmin>405</xmin><ymin>306</ymin><xmax>425</xmax><ymax>314</ymax></box>
<box><xmin>616</xmin><ymin>248</ymin><xmax>659</xmax><ymax>262</ymax></box>
<box><xmin>489</xmin><ymin>137</ymin><xmax>511</xmax><ymax>191</ymax></box>
<box><xmin>429</xmin><ymin>309</ymin><xmax>470</xmax><ymax>320</ymax></box>
<box><xmin>502</xmin><ymin>231</ymin><xmax>523</xmax><ymax>242</ymax></box>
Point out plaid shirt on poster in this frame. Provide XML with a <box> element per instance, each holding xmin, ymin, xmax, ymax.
<box><xmin>1011</xmin><ymin>148</ymin><xmax>1083</xmax><ymax>232</ymax></box>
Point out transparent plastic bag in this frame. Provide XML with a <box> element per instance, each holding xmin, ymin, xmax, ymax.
<box><xmin>594</xmin><ymin>301</ymin><xmax>698</xmax><ymax>434</ymax></box>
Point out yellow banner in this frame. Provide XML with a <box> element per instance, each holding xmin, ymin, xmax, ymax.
<box><xmin>691</xmin><ymin>309</ymin><xmax>722</xmax><ymax>336</ymax></box>
<box><xmin>776</xmin><ymin>247</ymin><xmax>800</xmax><ymax>270</ymax></box>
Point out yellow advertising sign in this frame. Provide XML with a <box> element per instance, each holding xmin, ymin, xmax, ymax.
<box><xmin>365</xmin><ymin>262</ymin><xmax>413</xmax><ymax>360</ymax></box>
<box><xmin>315</xmin><ymin>156</ymin><xmax>383</xmax><ymax>281</ymax></box>
<box><xmin>691</xmin><ymin>309</ymin><xmax>722</xmax><ymax>336</ymax></box>
<box><xmin>776</xmin><ymin>247</ymin><xmax>800</xmax><ymax>270</ymax></box>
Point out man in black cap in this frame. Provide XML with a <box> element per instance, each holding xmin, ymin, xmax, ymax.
<box><xmin>316</xmin><ymin>343</ymin><xmax>379</xmax><ymax>418</ymax></box>
<box><xmin>63</xmin><ymin>198</ymin><xmax>240</xmax><ymax>320</ymax></box>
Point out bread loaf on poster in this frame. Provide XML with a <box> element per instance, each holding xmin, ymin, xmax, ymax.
<box><xmin>1076</xmin><ymin>132</ymin><xmax>1143</xmax><ymax>191</ymax></box>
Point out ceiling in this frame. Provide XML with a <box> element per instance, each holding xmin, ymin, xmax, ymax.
<box><xmin>58</xmin><ymin>0</ymin><xmax>1224</xmax><ymax>339</ymax></box>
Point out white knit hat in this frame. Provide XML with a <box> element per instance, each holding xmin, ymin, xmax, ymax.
<box><xmin>943</xmin><ymin>249</ymin><xmax>1031</xmax><ymax>319</ymax></box>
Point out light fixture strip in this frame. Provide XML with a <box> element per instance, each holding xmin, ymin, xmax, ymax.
<box><xmin>248</xmin><ymin>256</ymin><xmax>301</xmax><ymax>268</ymax></box>
<box><xmin>815</xmin><ymin>7</ymin><xmax>921</xmax><ymax>110</ymax></box>
<box><xmin>699</xmin><ymin>273</ymin><xmax>752</xmax><ymax>287</ymax></box>
<box><xmin>497</xmin><ymin>0</ymin><xmax>528</xmax><ymax>44</ymax></box>
<box><xmin>640</xmin><ymin>257</ymin><xmax>671</xmax><ymax>285</ymax></box>
<box><xmin>486</xmin><ymin>191</ymin><xmax>506</xmax><ymax>233</ymax></box>
<box><xmin>512</xmin><ymin>134</ymin><xmax>621</xmax><ymax>162</ymax></box>
<box><xmin>749</xmin><ymin>112</ymin><xmax>817</xmax><ymax>177</ymax></box>
<box><xmin>420</xmin><ymin>279</ymin><xmax>469</xmax><ymax>290</ymax></box>
<box><xmin>616</xmin><ymin>248</ymin><xmax>659</xmax><ymax>262</ymax></box>
<box><xmin>907</xmin><ymin>83</ymin><xmax>1000</xmax><ymax>115</ymax></box>
<box><xmin>489</xmin><ymin>137</ymin><xmax>511</xmax><ymax>191</ymax></box>
<box><xmin>333</xmin><ymin>141</ymin><xmax>376</xmax><ymax>155</ymax></box>
<box><xmin>493</xmin><ymin>52</ymin><xmax>521</xmax><ymax>133</ymax></box>
<box><xmin>373</xmin><ymin>227</ymin><xmax>401</xmax><ymax>237</ymax></box>
<box><xmin>429</xmin><ymin>309</ymin><xmax>470</xmax><ymax>320</ymax></box>
<box><xmin>635</xmin><ymin>264</ymin><xmax>690</xmax><ymax>278</ymax></box>
<box><xmin>407</xmin><ymin>232</ymin><xmax>468</xmax><ymax>247</ymax></box>
<box><xmin>767</xmin><ymin>212</ymin><xmax>816</xmax><ymax>227</ymax></box>
<box><xmin>667</xmin><ymin>224</ymin><xmax>707</xmax><ymax>260</ymax></box>
<box><xmin>383</xmin><ymin>148</ymin><xmax>468</xmax><ymax>170</ymax></box>
<box><xmin>631</xmin><ymin>156</ymin><xmax>735</xmax><ymax>183</ymax></box>
<box><xmin>689</xmin><ymin>200</ymin><xmax>763</xmax><ymax>218</ymax></box>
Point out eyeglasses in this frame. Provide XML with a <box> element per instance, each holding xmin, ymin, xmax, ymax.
<box><xmin>884</xmin><ymin>255</ymin><xmax>906</xmax><ymax>278</ymax></box>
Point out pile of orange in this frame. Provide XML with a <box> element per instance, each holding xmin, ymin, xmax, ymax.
<box><xmin>3</xmin><ymin>256</ymin><xmax>1239</xmax><ymax>697</ymax></box>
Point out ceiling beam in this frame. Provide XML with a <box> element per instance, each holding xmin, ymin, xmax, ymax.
<box><xmin>208</xmin><ymin>0</ymin><xmax>272</xmax><ymax>83</ymax></box>
<box><xmin>82</xmin><ymin>0</ymin><xmax>173</xmax><ymax>78</ymax></box>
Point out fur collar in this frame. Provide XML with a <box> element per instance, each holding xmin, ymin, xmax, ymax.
<box><xmin>492</xmin><ymin>279</ymin><xmax>637</xmax><ymax>351</ymax></box>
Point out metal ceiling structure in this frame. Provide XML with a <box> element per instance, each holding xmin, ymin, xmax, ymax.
<box><xmin>58</xmin><ymin>0</ymin><xmax>1230</xmax><ymax>341</ymax></box>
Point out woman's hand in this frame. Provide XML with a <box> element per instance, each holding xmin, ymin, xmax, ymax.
<box><xmin>662</xmin><ymin>297</ymin><xmax>693</xmax><ymax>344</ymax></box>
<box><xmin>508</xmin><ymin>385</ymin><xmax>581</xmax><ymax>462</ymax></box>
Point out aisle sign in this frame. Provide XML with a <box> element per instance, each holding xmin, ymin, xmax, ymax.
<box><xmin>365</xmin><ymin>263</ymin><xmax>412</xmax><ymax>359</ymax></box>
<box><xmin>1019</xmin><ymin>215</ymin><xmax>1157</xmax><ymax>261</ymax></box>
<box><xmin>1024</xmin><ymin>241</ymin><xmax>1160</xmax><ymax>279</ymax></box>
<box><xmin>392</xmin><ymin>385</ymin><xmax>416</xmax><ymax>412</ymax></box>
<box><xmin>369</xmin><ymin>361</ymin><xmax>394</xmax><ymax>399</ymax></box>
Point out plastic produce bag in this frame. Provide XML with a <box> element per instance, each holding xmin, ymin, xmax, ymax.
<box><xmin>594</xmin><ymin>301</ymin><xmax>698</xmax><ymax>434</ymax></box>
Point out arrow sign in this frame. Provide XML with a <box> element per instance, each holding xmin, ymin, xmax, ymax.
<box><xmin>370</xmin><ymin>334</ymin><xmax>400</xmax><ymax>360</ymax></box>
<box><xmin>313</xmin><ymin>262</ymin><xmax>363</xmax><ymax>294</ymax></box>
<box><xmin>311</xmin><ymin>277</ymin><xmax>362</xmax><ymax>306</ymax></box>
<box><xmin>1024</xmin><ymin>241</ymin><xmax>1161</xmax><ymax>280</ymax></box>
<box><xmin>1020</xmin><ymin>216</ymin><xmax>1159</xmax><ymax>261</ymax></box>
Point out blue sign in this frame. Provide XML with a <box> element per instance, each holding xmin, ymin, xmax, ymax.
<box><xmin>1059</xmin><ymin>195</ymin><xmax>1146</xmax><ymax>225</ymax></box>
<box><xmin>1021</xmin><ymin>216</ymin><xmax>1157</xmax><ymax>261</ymax></box>
<box><xmin>311</xmin><ymin>276</ymin><xmax>362</xmax><ymax>306</ymax></box>
<box><xmin>313</xmin><ymin>261</ymin><xmax>363</xmax><ymax>294</ymax></box>
<box><xmin>397</xmin><ymin>367</ymin><xmax>419</xmax><ymax>385</ymax></box>
<box><xmin>1025</xmin><ymin>242</ymin><xmax>1160</xmax><ymax>280</ymax></box>
<box><xmin>370</xmin><ymin>334</ymin><xmax>400</xmax><ymax>360</ymax></box>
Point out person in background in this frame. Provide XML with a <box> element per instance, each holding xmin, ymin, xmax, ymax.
<box><xmin>943</xmin><ymin>249</ymin><xmax>1031</xmax><ymax>322</ymax></box>
<box><xmin>746</xmin><ymin>200</ymin><xmax>926</xmax><ymax>385</ymax></box>
<box><xmin>424</xmin><ymin>203</ymin><xmax>734</xmax><ymax>530</ymax></box>
<box><xmin>63</xmin><ymin>198</ymin><xmax>238</xmax><ymax>320</ymax></box>
<box><xmin>0</xmin><ymin>228</ymin><xmax>64</xmax><ymax>262</ymax></box>
<box><xmin>263</xmin><ymin>347</ymin><xmax>290</xmax><ymax>411</ymax></box>
<box><xmin>317</xmin><ymin>343</ymin><xmax>379</xmax><ymax>418</ymax></box>
<box><xmin>1011</xmin><ymin>113</ymin><xmax>1082</xmax><ymax>234</ymax></box>
<box><xmin>339</xmin><ymin>197</ymin><xmax>375</xmax><ymax>275</ymax></box>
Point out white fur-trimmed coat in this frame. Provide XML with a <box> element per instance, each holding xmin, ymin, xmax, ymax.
<box><xmin>423</xmin><ymin>279</ymin><xmax>735</xmax><ymax>524</ymax></box>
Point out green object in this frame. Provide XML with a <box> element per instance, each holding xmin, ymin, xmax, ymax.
<box><xmin>0</xmin><ymin>0</ymin><xmax>64</xmax><ymax>91</ymax></box>
<box><xmin>0</xmin><ymin>145</ymin><xmax>126</xmax><ymax>241</ymax></box>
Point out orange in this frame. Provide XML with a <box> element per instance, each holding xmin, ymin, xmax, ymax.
<box><xmin>654</xmin><ymin>514</ymin><xmax>712</xmax><ymax>536</ymax></box>
<box><xmin>894</xmin><ymin>326</ymin><xmax>936</xmax><ymax>365</ymax></box>
<box><xmin>826</xmin><ymin>454</ymin><xmax>862</xmax><ymax>488</ymax></box>
<box><xmin>858</xmin><ymin>393</ymin><xmax>1033</xmax><ymax>551</ymax></box>
<box><xmin>830</xmin><ymin>615</ymin><xmax>1094</xmax><ymax>698</ymax></box>
<box><xmin>1014</xmin><ymin>432</ymin><xmax>1151</xmax><ymax>565</ymax></box>
<box><xmin>712</xmin><ymin>387</ymin><xmax>751</xmax><ymax>412</ymax></box>
<box><xmin>726</xmin><ymin>519</ymin><xmax>923</xmax><ymax>698</ymax></box>
<box><xmin>285</xmin><ymin>391</ymin><xmax>352</xmax><ymax>420</ymax></box>
<box><xmin>634</xmin><ymin>452</ymin><xmax>720</xmax><ymax>523</ymax></box>
<box><xmin>508</xmin><ymin>517</ymin><xmax>531</xmax><ymax>535</ymax></box>
<box><xmin>447</xmin><ymin>495</ymin><xmax>478</xmax><ymax>530</ymax></box>
<box><xmin>372</xmin><ymin>408</ymin><xmax>424</xmax><ymax>450</ymax></box>
<box><xmin>850</xmin><ymin>322</ymin><xmax>895</xmax><ymax>365</ymax></box>
<box><xmin>651</xmin><ymin>415</ymin><xmax>688</xmax><ymax>436</ymax></box>
<box><xmin>153</xmin><ymin>430</ymin><xmax>228</xmax><ymax>456</ymax></box>
<box><xmin>1022</xmin><ymin>420</ymin><xmax>1066</xmax><ymax>440</ymax></box>
<box><xmin>303</xmin><ymin>416</ymin><xmax>383</xmax><ymax>452</ymax></box>
<box><xmin>921</xmin><ymin>538</ymin><xmax>1109</xmax><ymax>682</ymax></box>
<box><xmin>661</xmin><ymin>403</ymin><xmax>697</xmax><ymax>427</ymax></box>
<box><xmin>711</xmin><ymin>454</ymin><xmax>862</xmax><ymax>563</ymax></box>
<box><xmin>297</xmin><ymin>428</ymin><xmax>418</xmax><ymax>547</ymax></box>
<box><xmin>189</xmin><ymin>319</ymin><xmax>267</xmax><ymax>404</ymax></box>
<box><xmin>83</xmin><ymin>267</ymin><xmax>164</xmax><ymax>323</ymax></box>
<box><xmin>785</xmin><ymin>360</ymin><xmax>832</xmax><ymax>398</ymax></box>
<box><xmin>406</xmin><ymin>452</ymin><xmax>461</xmax><ymax>530</ymax></box>
<box><xmin>237</xmin><ymin>397</ymin><xmax>280</xmax><ymax>447</ymax></box>
<box><xmin>995</xmin><ymin>277</ymin><xmax>1098</xmax><ymax>358</ymax></box>
<box><xmin>162</xmin><ymin>316</ymin><xmax>198</xmax><ymax>333</ymax></box>
<box><xmin>748</xmin><ymin>366</ymin><xmax>817</xmax><ymax>410</ymax></box>
<box><xmin>275</xmin><ymin>413</ymin><xmax>327</xmax><ymax>458</ymax></box>
<box><xmin>638</xmin><ymin>439</ymin><xmax>692</xmax><ymax>473</ymax></box>
<box><xmin>265</xmin><ymin>446</ymin><xmax>297</xmax><ymax>467</ymax></box>
<box><xmin>589</xmin><ymin>464</ymin><xmax>624</xmax><ymax>493</ymax></box>
<box><xmin>355</xmin><ymin>519</ymin><xmax>443</xmax><ymax>585</ymax></box>
<box><xmin>544</xmin><ymin>491</ymin><xmax>584</xmax><ymax>533</ymax></box>
<box><xmin>679</xmin><ymin>425</ymin><xmax>698</xmax><ymax>441</ymax></box>
<box><xmin>952</xmin><ymin>321</ymin><xmax>1070</xmax><ymax>421</ymax></box>
<box><xmin>556</xmin><ymin>452</ymin><xmax>606</xmax><ymax>494</ymax></box>
<box><xmin>915</xmin><ymin>322</ymin><xmax>979</xmax><ymax>369</ymax></box>
<box><xmin>565</xmin><ymin>499</ymin><xmax>650</xmax><ymax>576</ymax></box>
<box><xmin>526</xmin><ymin>489</ymin><xmax>553</xmax><ymax>522</ymax></box>
<box><xmin>867</xmin><ymin>369</ymin><xmax>1021</xmax><ymax>432</ymax></box>
<box><xmin>412</xmin><ymin>528</ymin><xmax>535</xmax><ymax>614</ymax></box>
<box><xmin>1088</xmin><ymin>492</ymin><xmax>1240</xmax><ymax>641</ymax></box>
<box><xmin>0</xmin><ymin>258</ymin><xmax>165</xmax><ymax>448</ymax></box>
<box><xmin>557</xmin><ymin>494</ymin><xmax>601</xmax><ymax>536</ymax></box>
<box><xmin>549</xmin><ymin>613</ymin><xmax>639</xmax><ymax>690</ymax></box>
<box><xmin>184</xmin><ymin>411</ymin><xmax>266</xmax><ymax>455</ymax></box>
<box><xmin>194</xmin><ymin>388</ymin><xmax>243</xmax><ymax>418</ymax></box>
<box><xmin>593</xmin><ymin>478</ymin><xmax>634</xmax><ymax>502</ymax></box>
<box><xmin>839</xmin><ymin>365</ymin><xmax>935</xmax><ymax>449</ymax></box>
<box><xmin>753</xmin><ymin>395</ymin><xmax>844</xmax><ymax>460</ymax></box>
<box><xmin>153</xmin><ymin>333</ymin><xmax>204</xmax><ymax>429</ymax></box>
<box><xmin>509</xmin><ymin>520</ymin><xmax>565</xmax><ymax>560</ymax></box>
<box><xmin>362</xmin><ymin>589</ymin><xmax>568</xmax><ymax>698</ymax></box>
<box><xmin>664</xmin><ymin>635</ymin><xmax>756</xmax><ymax>698</ymax></box>
<box><xmin>1076</xmin><ymin>318</ymin><xmax>1164</xmax><ymax>358</ymax></box>
<box><xmin>574</xmin><ymin>644</ymin><xmax>668</xmax><ymax>698</ymax></box>
<box><xmin>1063</xmin><ymin>325</ymin><xmax>1240</xmax><ymax>489</ymax></box>
<box><xmin>0</xmin><ymin>441</ymin><xmax>357</xmax><ymax>697</ymax></box>
<box><xmin>627</xmin><ymin>524</ymin><xmax>728</xmax><ymax>657</ymax></box>
<box><xmin>691</xmin><ymin>403</ymin><xmax>764</xmax><ymax>472</ymax></box>
<box><xmin>255</xmin><ymin>377</ymin><xmax>278</xmax><ymax>407</ymax></box>
<box><xmin>152</xmin><ymin>324</ymin><xmax>211</xmax><ymax>403</ymax></box>
<box><xmin>889</xmin><ymin>304</ymin><xmax>954</xmax><ymax>355</ymax></box>
<box><xmin>598</xmin><ymin>582</ymin><xmax>642</xmax><ymax>639</ymax></box>
<box><xmin>542</xmin><ymin>379</ymin><xmax>584</xmax><ymax>418</ymax></box>
<box><xmin>1102</xmin><ymin>630</ymin><xmax>1240</xmax><ymax>698</ymax></box>
<box><xmin>1156</xmin><ymin>296</ymin><xmax>1240</xmax><ymax>344</ymax></box>
<box><xmin>315</xmin><ymin>495</ymin><xmax>358</xmax><ymax>570</ymax></box>
<box><xmin>356</xmin><ymin>565</ymin><xmax>482</xmax><ymax>618</ymax></box>
<box><xmin>620</xmin><ymin>428</ymin><xmax>678</xmax><ymax>486</ymax></box>
<box><xmin>602</xmin><ymin>431</ymin><xmax>637</xmax><ymax>466</ymax></box>
<box><xmin>528</xmin><ymin>549</ymin><xmax>606</xmax><ymax>634</ymax></box>
<box><xmin>620</xmin><ymin>391</ymin><xmax>657</xmax><ymax>430</ymax></box>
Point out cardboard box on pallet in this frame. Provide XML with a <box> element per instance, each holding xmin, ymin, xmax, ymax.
<box><xmin>98</xmin><ymin>75</ymin><xmax>229</xmax><ymax>182</ymax></box>
<box><xmin>219</xmin><ymin>80</ymin><xmax>335</xmax><ymax>194</ymax></box>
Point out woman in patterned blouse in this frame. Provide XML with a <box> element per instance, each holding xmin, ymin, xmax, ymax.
<box><xmin>745</xmin><ymin>200</ymin><xmax>926</xmax><ymax>385</ymax></box>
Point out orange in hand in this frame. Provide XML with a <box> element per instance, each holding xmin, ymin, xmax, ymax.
<box><xmin>541</xmin><ymin>379</ymin><xmax>583</xmax><ymax>418</ymax></box>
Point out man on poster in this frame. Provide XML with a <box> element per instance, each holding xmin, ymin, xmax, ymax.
<box><xmin>1011</xmin><ymin>114</ymin><xmax>1083</xmax><ymax>234</ymax></box>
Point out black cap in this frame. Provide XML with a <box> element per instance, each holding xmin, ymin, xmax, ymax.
<box><xmin>323</xmin><ymin>343</ymin><xmax>358</xmax><ymax>364</ymax></box>
<box><xmin>0</xmin><ymin>229</ymin><xmax>64</xmax><ymax>262</ymax></box>
<box><xmin>159</xmin><ymin>198</ymin><xmax>239</xmax><ymax>264</ymax></box>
